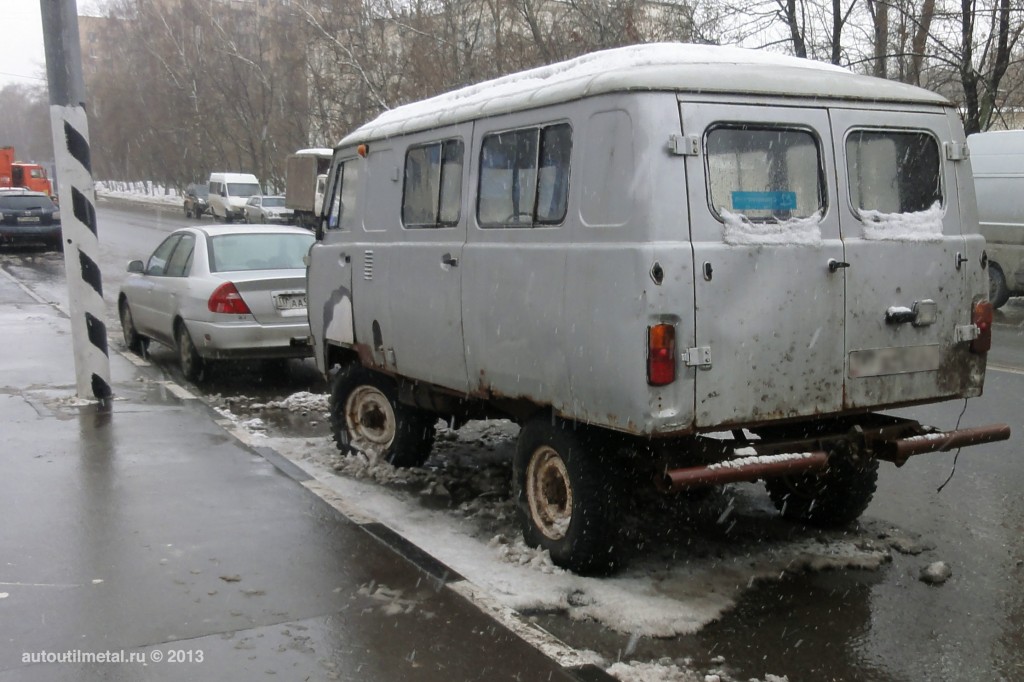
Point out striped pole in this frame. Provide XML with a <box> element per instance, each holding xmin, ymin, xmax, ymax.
<box><xmin>40</xmin><ymin>0</ymin><xmax>112</xmax><ymax>402</ymax></box>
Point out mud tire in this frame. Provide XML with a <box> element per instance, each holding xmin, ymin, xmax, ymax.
<box><xmin>764</xmin><ymin>455</ymin><xmax>879</xmax><ymax>527</ymax></box>
<box><xmin>514</xmin><ymin>417</ymin><xmax>622</xmax><ymax>575</ymax></box>
<box><xmin>328</xmin><ymin>364</ymin><xmax>435</xmax><ymax>467</ymax></box>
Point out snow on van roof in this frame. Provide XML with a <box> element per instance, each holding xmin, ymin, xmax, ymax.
<box><xmin>293</xmin><ymin>148</ymin><xmax>333</xmax><ymax>157</ymax></box>
<box><xmin>342</xmin><ymin>43</ymin><xmax>948</xmax><ymax>144</ymax></box>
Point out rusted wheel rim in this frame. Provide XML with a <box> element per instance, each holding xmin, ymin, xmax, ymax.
<box><xmin>344</xmin><ymin>385</ymin><xmax>396</xmax><ymax>448</ymax></box>
<box><xmin>526</xmin><ymin>446</ymin><xmax>573</xmax><ymax>541</ymax></box>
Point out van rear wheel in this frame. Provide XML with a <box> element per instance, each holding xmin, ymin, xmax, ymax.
<box><xmin>764</xmin><ymin>455</ymin><xmax>878</xmax><ymax>527</ymax></box>
<box><xmin>328</xmin><ymin>365</ymin><xmax>435</xmax><ymax>467</ymax></box>
<box><xmin>989</xmin><ymin>263</ymin><xmax>1010</xmax><ymax>309</ymax></box>
<box><xmin>514</xmin><ymin>417</ymin><xmax>622</xmax><ymax>575</ymax></box>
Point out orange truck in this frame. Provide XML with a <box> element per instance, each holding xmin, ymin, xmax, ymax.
<box><xmin>0</xmin><ymin>147</ymin><xmax>54</xmax><ymax>197</ymax></box>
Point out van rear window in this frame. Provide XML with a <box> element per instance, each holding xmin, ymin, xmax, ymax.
<box><xmin>478</xmin><ymin>123</ymin><xmax>571</xmax><ymax>227</ymax></box>
<box><xmin>706</xmin><ymin>126</ymin><xmax>824</xmax><ymax>222</ymax></box>
<box><xmin>846</xmin><ymin>130</ymin><xmax>941</xmax><ymax>214</ymax></box>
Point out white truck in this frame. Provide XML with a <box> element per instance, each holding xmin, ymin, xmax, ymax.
<box><xmin>968</xmin><ymin>130</ymin><xmax>1024</xmax><ymax>308</ymax></box>
<box><xmin>285</xmin><ymin>149</ymin><xmax>332</xmax><ymax>230</ymax></box>
<box><xmin>306</xmin><ymin>44</ymin><xmax>1009</xmax><ymax>574</ymax></box>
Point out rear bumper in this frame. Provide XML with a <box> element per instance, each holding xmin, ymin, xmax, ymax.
<box><xmin>659</xmin><ymin>420</ymin><xmax>1011</xmax><ymax>491</ymax></box>
<box><xmin>0</xmin><ymin>224</ymin><xmax>62</xmax><ymax>246</ymax></box>
<box><xmin>186</xmin><ymin>318</ymin><xmax>312</xmax><ymax>360</ymax></box>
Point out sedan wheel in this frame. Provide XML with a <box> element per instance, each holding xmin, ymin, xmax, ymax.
<box><xmin>176</xmin><ymin>324</ymin><xmax>205</xmax><ymax>382</ymax></box>
<box><xmin>119</xmin><ymin>301</ymin><xmax>146</xmax><ymax>355</ymax></box>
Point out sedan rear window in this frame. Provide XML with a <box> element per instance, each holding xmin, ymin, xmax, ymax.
<box><xmin>209</xmin><ymin>233</ymin><xmax>314</xmax><ymax>272</ymax></box>
<box><xmin>0</xmin><ymin>195</ymin><xmax>56</xmax><ymax>210</ymax></box>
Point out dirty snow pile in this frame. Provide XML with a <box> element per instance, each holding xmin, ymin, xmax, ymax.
<box><xmin>859</xmin><ymin>202</ymin><xmax>944</xmax><ymax>242</ymax></box>
<box><xmin>245</xmin><ymin>403</ymin><xmax>898</xmax><ymax>640</ymax></box>
<box><xmin>212</xmin><ymin>390</ymin><xmax>938</xmax><ymax>682</ymax></box>
<box><xmin>719</xmin><ymin>209</ymin><xmax>822</xmax><ymax>246</ymax></box>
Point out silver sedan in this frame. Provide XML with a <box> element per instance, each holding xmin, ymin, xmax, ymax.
<box><xmin>243</xmin><ymin>195</ymin><xmax>294</xmax><ymax>224</ymax></box>
<box><xmin>118</xmin><ymin>225</ymin><xmax>315</xmax><ymax>381</ymax></box>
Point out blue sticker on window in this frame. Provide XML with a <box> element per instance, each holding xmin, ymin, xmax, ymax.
<box><xmin>731</xmin><ymin>191</ymin><xmax>798</xmax><ymax>211</ymax></box>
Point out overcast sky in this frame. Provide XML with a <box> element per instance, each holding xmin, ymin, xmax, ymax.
<box><xmin>0</xmin><ymin>2</ymin><xmax>106</xmax><ymax>90</ymax></box>
<box><xmin>0</xmin><ymin>3</ymin><xmax>48</xmax><ymax>88</ymax></box>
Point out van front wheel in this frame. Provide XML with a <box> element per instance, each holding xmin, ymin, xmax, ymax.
<box><xmin>514</xmin><ymin>418</ymin><xmax>622</xmax><ymax>575</ymax></box>
<box><xmin>328</xmin><ymin>365</ymin><xmax>435</xmax><ymax>467</ymax></box>
<box><xmin>989</xmin><ymin>263</ymin><xmax>1011</xmax><ymax>309</ymax></box>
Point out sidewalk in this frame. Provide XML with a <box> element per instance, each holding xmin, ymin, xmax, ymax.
<box><xmin>0</xmin><ymin>271</ymin><xmax>587</xmax><ymax>681</ymax></box>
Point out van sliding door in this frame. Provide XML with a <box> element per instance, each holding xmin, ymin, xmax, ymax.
<box><xmin>680</xmin><ymin>102</ymin><xmax>846</xmax><ymax>428</ymax></box>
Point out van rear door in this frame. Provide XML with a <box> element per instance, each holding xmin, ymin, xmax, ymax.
<box><xmin>829</xmin><ymin>108</ymin><xmax>971</xmax><ymax>407</ymax></box>
<box><xmin>681</xmin><ymin>103</ymin><xmax>846</xmax><ymax>428</ymax></box>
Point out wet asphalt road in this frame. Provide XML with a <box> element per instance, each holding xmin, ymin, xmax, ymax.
<box><xmin>2</xmin><ymin>199</ymin><xmax>1024</xmax><ymax>681</ymax></box>
<box><xmin>0</xmin><ymin>267</ymin><xmax>581</xmax><ymax>682</ymax></box>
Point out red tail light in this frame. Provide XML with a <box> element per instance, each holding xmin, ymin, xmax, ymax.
<box><xmin>971</xmin><ymin>299</ymin><xmax>993</xmax><ymax>353</ymax></box>
<box><xmin>647</xmin><ymin>323</ymin><xmax>676</xmax><ymax>386</ymax></box>
<box><xmin>208</xmin><ymin>282</ymin><xmax>251</xmax><ymax>315</ymax></box>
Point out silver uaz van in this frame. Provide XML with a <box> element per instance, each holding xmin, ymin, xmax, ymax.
<box><xmin>307</xmin><ymin>44</ymin><xmax>1009</xmax><ymax>574</ymax></box>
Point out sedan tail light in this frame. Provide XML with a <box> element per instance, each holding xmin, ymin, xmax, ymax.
<box><xmin>208</xmin><ymin>282</ymin><xmax>251</xmax><ymax>315</ymax></box>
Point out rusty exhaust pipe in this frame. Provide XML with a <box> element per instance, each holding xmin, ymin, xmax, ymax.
<box><xmin>877</xmin><ymin>424</ymin><xmax>1011</xmax><ymax>466</ymax></box>
<box><xmin>660</xmin><ymin>451</ymin><xmax>829</xmax><ymax>492</ymax></box>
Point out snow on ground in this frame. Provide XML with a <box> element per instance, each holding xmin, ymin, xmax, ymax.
<box><xmin>215</xmin><ymin>391</ymin><xmax>916</xmax><ymax>681</ymax></box>
<box><xmin>94</xmin><ymin>181</ymin><xmax>182</xmax><ymax>208</ymax></box>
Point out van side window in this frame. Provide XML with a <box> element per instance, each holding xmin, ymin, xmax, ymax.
<box><xmin>846</xmin><ymin>130</ymin><xmax>941</xmax><ymax>214</ymax></box>
<box><xmin>478</xmin><ymin>123</ymin><xmax>572</xmax><ymax>227</ymax></box>
<box><xmin>325</xmin><ymin>159</ymin><xmax>360</xmax><ymax>231</ymax></box>
<box><xmin>705</xmin><ymin>125</ymin><xmax>823</xmax><ymax>222</ymax></box>
<box><xmin>402</xmin><ymin>139</ymin><xmax>464</xmax><ymax>228</ymax></box>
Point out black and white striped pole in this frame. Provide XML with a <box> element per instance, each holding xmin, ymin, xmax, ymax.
<box><xmin>40</xmin><ymin>0</ymin><xmax>112</xmax><ymax>403</ymax></box>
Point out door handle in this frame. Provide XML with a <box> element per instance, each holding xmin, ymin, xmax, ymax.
<box><xmin>442</xmin><ymin>253</ymin><xmax>459</xmax><ymax>267</ymax></box>
<box><xmin>828</xmin><ymin>259</ymin><xmax>850</xmax><ymax>273</ymax></box>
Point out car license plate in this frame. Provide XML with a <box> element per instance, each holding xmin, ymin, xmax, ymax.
<box><xmin>17</xmin><ymin>216</ymin><xmax>41</xmax><ymax>223</ymax></box>
<box><xmin>274</xmin><ymin>293</ymin><xmax>307</xmax><ymax>310</ymax></box>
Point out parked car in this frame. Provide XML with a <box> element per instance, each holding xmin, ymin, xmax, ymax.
<box><xmin>183</xmin><ymin>183</ymin><xmax>209</xmax><ymax>219</ymax></box>
<box><xmin>244</xmin><ymin>195</ymin><xmax>294</xmax><ymax>224</ymax></box>
<box><xmin>0</xmin><ymin>189</ymin><xmax>62</xmax><ymax>251</ymax></box>
<box><xmin>307</xmin><ymin>43</ymin><xmax>1008</xmax><ymax>574</ymax></box>
<box><xmin>118</xmin><ymin>224</ymin><xmax>315</xmax><ymax>381</ymax></box>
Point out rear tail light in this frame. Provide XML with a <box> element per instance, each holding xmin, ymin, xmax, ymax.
<box><xmin>208</xmin><ymin>282</ymin><xmax>251</xmax><ymax>315</ymax></box>
<box><xmin>971</xmin><ymin>299</ymin><xmax>993</xmax><ymax>353</ymax></box>
<box><xmin>647</xmin><ymin>323</ymin><xmax>676</xmax><ymax>386</ymax></box>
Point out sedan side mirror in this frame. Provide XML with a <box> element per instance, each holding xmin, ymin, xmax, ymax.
<box><xmin>127</xmin><ymin>259</ymin><xmax>145</xmax><ymax>274</ymax></box>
